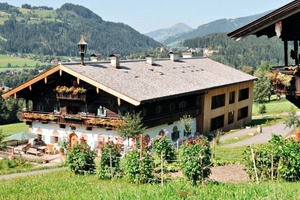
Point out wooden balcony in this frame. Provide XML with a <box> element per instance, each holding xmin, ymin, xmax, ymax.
<box><xmin>56</xmin><ymin>93</ymin><xmax>86</xmax><ymax>102</ymax></box>
<box><xmin>21</xmin><ymin>111</ymin><xmax>122</xmax><ymax>130</ymax></box>
<box><xmin>271</xmin><ymin>65</ymin><xmax>300</xmax><ymax>96</ymax></box>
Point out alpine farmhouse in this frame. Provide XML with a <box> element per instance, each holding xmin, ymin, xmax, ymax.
<box><xmin>2</xmin><ymin>39</ymin><xmax>256</xmax><ymax>149</ymax></box>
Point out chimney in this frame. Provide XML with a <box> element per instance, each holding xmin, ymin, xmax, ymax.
<box><xmin>109</xmin><ymin>54</ymin><xmax>120</xmax><ymax>68</ymax></box>
<box><xmin>182</xmin><ymin>51</ymin><xmax>193</xmax><ymax>58</ymax></box>
<box><xmin>91</xmin><ymin>53</ymin><xmax>101</xmax><ymax>62</ymax></box>
<box><xmin>146</xmin><ymin>55</ymin><xmax>155</xmax><ymax>65</ymax></box>
<box><xmin>169</xmin><ymin>51</ymin><xmax>179</xmax><ymax>61</ymax></box>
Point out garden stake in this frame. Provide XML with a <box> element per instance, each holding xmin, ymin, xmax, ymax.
<box><xmin>250</xmin><ymin>144</ymin><xmax>259</xmax><ymax>183</ymax></box>
<box><xmin>161</xmin><ymin>154</ymin><xmax>164</xmax><ymax>186</ymax></box>
<box><xmin>109</xmin><ymin>148</ymin><xmax>113</xmax><ymax>180</ymax></box>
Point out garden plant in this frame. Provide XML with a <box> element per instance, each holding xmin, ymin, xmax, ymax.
<box><xmin>66</xmin><ymin>142</ymin><xmax>96</xmax><ymax>174</ymax></box>
<box><xmin>97</xmin><ymin>140</ymin><xmax>122</xmax><ymax>179</ymax></box>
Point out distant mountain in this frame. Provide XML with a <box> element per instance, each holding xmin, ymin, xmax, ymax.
<box><xmin>0</xmin><ymin>3</ymin><xmax>161</xmax><ymax>57</ymax></box>
<box><xmin>145</xmin><ymin>23</ymin><xmax>192</xmax><ymax>43</ymax></box>
<box><xmin>164</xmin><ymin>11</ymin><xmax>272</xmax><ymax>46</ymax></box>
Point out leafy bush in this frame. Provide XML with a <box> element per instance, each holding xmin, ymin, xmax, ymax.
<box><xmin>66</xmin><ymin>143</ymin><xmax>96</xmax><ymax>174</ymax></box>
<box><xmin>180</xmin><ymin>138</ymin><xmax>212</xmax><ymax>185</ymax></box>
<box><xmin>123</xmin><ymin>148</ymin><xmax>154</xmax><ymax>184</ymax></box>
<box><xmin>244</xmin><ymin>135</ymin><xmax>300</xmax><ymax>182</ymax></box>
<box><xmin>153</xmin><ymin>129</ymin><xmax>176</xmax><ymax>163</ymax></box>
<box><xmin>97</xmin><ymin>141</ymin><xmax>122</xmax><ymax>179</ymax></box>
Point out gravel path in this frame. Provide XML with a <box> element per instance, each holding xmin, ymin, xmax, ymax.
<box><xmin>0</xmin><ymin>167</ymin><xmax>67</xmax><ymax>180</ymax></box>
<box><xmin>220</xmin><ymin>120</ymin><xmax>292</xmax><ymax>147</ymax></box>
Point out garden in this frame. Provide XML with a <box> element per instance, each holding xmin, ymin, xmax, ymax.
<box><xmin>0</xmin><ymin>110</ymin><xmax>300</xmax><ymax>199</ymax></box>
<box><xmin>0</xmin><ymin>130</ymin><xmax>299</xmax><ymax>199</ymax></box>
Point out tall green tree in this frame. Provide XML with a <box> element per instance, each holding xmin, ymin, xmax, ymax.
<box><xmin>253</xmin><ymin>62</ymin><xmax>273</xmax><ymax>103</ymax></box>
<box><xmin>0</xmin><ymin>97</ymin><xmax>21</xmax><ymax>125</ymax></box>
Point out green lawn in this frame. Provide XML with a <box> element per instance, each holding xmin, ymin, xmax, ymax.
<box><xmin>0</xmin><ymin>122</ymin><xmax>28</xmax><ymax>137</ymax></box>
<box><xmin>252</xmin><ymin>95</ymin><xmax>298</xmax><ymax>116</ymax></box>
<box><xmin>0</xmin><ymin>170</ymin><xmax>299</xmax><ymax>199</ymax></box>
<box><xmin>213</xmin><ymin>146</ymin><xmax>247</xmax><ymax>164</ymax></box>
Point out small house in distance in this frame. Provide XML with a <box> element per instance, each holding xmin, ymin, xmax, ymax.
<box><xmin>2</xmin><ymin>41</ymin><xmax>256</xmax><ymax>149</ymax></box>
<box><xmin>228</xmin><ymin>0</ymin><xmax>300</xmax><ymax>107</ymax></box>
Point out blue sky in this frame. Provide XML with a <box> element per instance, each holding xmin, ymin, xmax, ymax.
<box><xmin>3</xmin><ymin>0</ymin><xmax>293</xmax><ymax>33</ymax></box>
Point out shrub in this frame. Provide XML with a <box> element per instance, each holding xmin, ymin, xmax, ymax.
<box><xmin>244</xmin><ymin>135</ymin><xmax>300</xmax><ymax>182</ymax></box>
<box><xmin>66</xmin><ymin>142</ymin><xmax>96</xmax><ymax>175</ymax></box>
<box><xmin>153</xmin><ymin>129</ymin><xmax>176</xmax><ymax>163</ymax></box>
<box><xmin>123</xmin><ymin>148</ymin><xmax>154</xmax><ymax>184</ymax></box>
<box><xmin>97</xmin><ymin>141</ymin><xmax>122</xmax><ymax>179</ymax></box>
<box><xmin>258</xmin><ymin>104</ymin><xmax>267</xmax><ymax>116</ymax></box>
<box><xmin>179</xmin><ymin>115</ymin><xmax>193</xmax><ymax>136</ymax></box>
<box><xmin>180</xmin><ymin>138</ymin><xmax>212</xmax><ymax>185</ymax></box>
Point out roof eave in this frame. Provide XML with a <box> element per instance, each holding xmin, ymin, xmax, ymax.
<box><xmin>1</xmin><ymin>65</ymin><xmax>61</xmax><ymax>99</ymax></box>
<box><xmin>1</xmin><ymin>64</ymin><xmax>141</xmax><ymax>106</ymax></box>
<box><xmin>228</xmin><ymin>0</ymin><xmax>300</xmax><ymax>40</ymax></box>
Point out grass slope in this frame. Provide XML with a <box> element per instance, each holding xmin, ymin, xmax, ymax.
<box><xmin>252</xmin><ymin>95</ymin><xmax>298</xmax><ymax>116</ymax></box>
<box><xmin>0</xmin><ymin>170</ymin><xmax>299</xmax><ymax>199</ymax></box>
<box><xmin>0</xmin><ymin>122</ymin><xmax>28</xmax><ymax>137</ymax></box>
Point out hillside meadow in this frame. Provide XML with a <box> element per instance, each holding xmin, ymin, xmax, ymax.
<box><xmin>0</xmin><ymin>54</ymin><xmax>43</xmax><ymax>69</ymax></box>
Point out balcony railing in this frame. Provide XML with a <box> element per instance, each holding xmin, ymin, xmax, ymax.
<box><xmin>56</xmin><ymin>93</ymin><xmax>86</xmax><ymax>101</ymax></box>
<box><xmin>21</xmin><ymin>111</ymin><xmax>122</xmax><ymax>130</ymax></box>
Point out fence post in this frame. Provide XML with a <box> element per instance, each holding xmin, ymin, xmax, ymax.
<box><xmin>109</xmin><ymin>148</ymin><xmax>113</xmax><ymax>180</ymax></box>
<box><xmin>271</xmin><ymin>153</ymin><xmax>274</xmax><ymax>181</ymax></box>
<box><xmin>161</xmin><ymin>154</ymin><xmax>164</xmax><ymax>186</ymax></box>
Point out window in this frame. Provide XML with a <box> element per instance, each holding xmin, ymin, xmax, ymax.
<box><xmin>228</xmin><ymin>111</ymin><xmax>234</xmax><ymax>124</ymax></box>
<box><xmin>156</xmin><ymin>105</ymin><xmax>162</xmax><ymax>114</ymax></box>
<box><xmin>210</xmin><ymin>115</ymin><xmax>224</xmax><ymax>131</ymax></box>
<box><xmin>238</xmin><ymin>106</ymin><xmax>248</xmax><ymax>120</ymax></box>
<box><xmin>37</xmin><ymin>102</ymin><xmax>44</xmax><ymax>111</ymax></box>
<box><xmin>238</xmin><ymin>88</ymin><xmax>249</xmax><ymax>101</ymax></box>
<box><xmin>229</xmin><ymin>91</ymin><xmax>235</xmax><ymax>104</ymax></box>
<box><xmin>51</xmin><ymin>136</ymin><xmax>59</xmax><ymax>143</ymax></box>
<box><xmin>142</xmin><ymin>108</ymin><xmax>147</xmax><ymax>117</ymax></box>
<box><xmin>97</xmin><ymin>106</ymin><xmax>107</xmax><ymax>117</ymax></box>
<box><xmin>211</xmin><ymin>94</ymin><xmax>225</xmax><ymax>110</ymax></box>
<box><xmin>53</xmin><ymin>105</ymin><xmax>59</xmax><ymax>113</ymax></box>
<box><xmin>179</xmin><ymin>101</ymin><xmax>188</xmax><ymax>109</ymax></box>
<box><xmin>171</xmin><ymin>126</ymin><xmax>180</xmax><ymax>142</ymax></box>
<box><xmin>169</xmin><ymin>103</ymin><xmax>176</xmax><ymax>111</ymax></box>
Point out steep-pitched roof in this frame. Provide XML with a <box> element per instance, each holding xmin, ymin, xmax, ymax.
<box><xmin>2</xmin><ymin>57</ymin><xmax>256</xmax><ymax>106</ymax></box>
<box><xmin>228</xmin><ymin>0</ymin><xmax>300</xmax><ymax>40</ymax></box>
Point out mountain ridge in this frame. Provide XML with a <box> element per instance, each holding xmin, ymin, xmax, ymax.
<box><xmin>0</xmin><ymin>3</ymin><xmax>161</xmax><ymax>57</ymax></box>
<box><xmin>145</xmin><ymin>22</ymin><xmax>192</xmax><ymax>43</ymax></box>
<box><xmin>150</xmin><ymin>11</ymin><xmax>273</xmax><ymax>45</ymax></box>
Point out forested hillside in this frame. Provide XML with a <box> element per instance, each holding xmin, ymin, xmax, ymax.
<box><xmin>184</xmin><ymin>33</ymin><xmax>285</xmax><ymax>69</ymax></box>
<box><xmin>0</xmin><ymin>3</ymin><xmax>161</xmax><ymax>57</ymax></box>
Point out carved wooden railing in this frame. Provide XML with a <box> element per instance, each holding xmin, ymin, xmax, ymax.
<box><xmin>56</xmin><ymin>93</ymin><xmax>86</xmax><ymax>102</ymax></box>
<box><xmin>21</xmin><ymin>111</ymin><xmax>123</xmax><ymax>129</ymax></box>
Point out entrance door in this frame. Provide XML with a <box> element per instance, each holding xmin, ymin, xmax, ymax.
<box><xmin>69</xmin><ymin>133</ymin><xmax>78</xmax><ymax>147</ymax></box>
